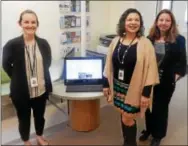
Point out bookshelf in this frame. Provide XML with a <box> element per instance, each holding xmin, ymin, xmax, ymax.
<box><xmin>59</xmin><ymin>1</ymin><xmax>90</xmax><ymax>58</ymax></box>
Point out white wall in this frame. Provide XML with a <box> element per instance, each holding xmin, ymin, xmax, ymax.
<box><xmin>1</xmin><ymin>1</ymin><xmax>61</xmax><ymax>60</ymax></box>
<box><xmin>172</xmin><ymin>1</ymin><xmax>187</xmax><ymax>57</ymax></box>
<box><xmin>172</xmin><ymin>1</ymin><xmax>187</xmax><ymax>34</ymax></box>
<box><xmin>89</xmin><ymin>1</ymin><xmax>110</xmax><ymax>50</ymax></box>
<box><xmin>107</xmin><ymin>1</ymin><xmax>157</xmax><ymax>35</ymax></box>
<box><xmin>108</xmin><ymin>1</ymin><xmax>135</xmax><ymax>34</ymax></box>
<box><xmin>135</xmin><ymin>1</ymin><xmax>157</xmax><ymax>35</ymax></box>
<box><xmin>172</xmin><ymin>1</ymin><xmax>187</xmax><ymax>51</ymax></box>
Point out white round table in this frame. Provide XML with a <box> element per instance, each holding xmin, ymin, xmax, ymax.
<box><xmin>52</xmin><ymin>81</ymin><xmax>103</xmax><ymax>132</ymax></box>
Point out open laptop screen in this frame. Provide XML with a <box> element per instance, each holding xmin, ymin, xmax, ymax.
<box><xmin>64</xmin><ymin>57</ymin><xmax>104</xmax><ymax>85</ymax></box>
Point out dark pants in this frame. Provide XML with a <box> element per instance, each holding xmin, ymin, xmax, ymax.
<box><xmin>145</xmin><ymin>82</ymin><xmax>175</xmax><ymax>139</ymax></box>
<box><xmin>11</xmin><ymin>92</ymin><xmax>47</xmax><ymax>141</ymax></box>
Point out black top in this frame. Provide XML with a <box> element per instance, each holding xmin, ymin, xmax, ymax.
<box><xmin>2</xmin><ymin>35</ymin><xmax>52</xmax><ymax>101</ymax></box>
<box><xmin>103</xmin><ymin>39</ymin><xmax>152</xmax><ymax>98</ymax></box>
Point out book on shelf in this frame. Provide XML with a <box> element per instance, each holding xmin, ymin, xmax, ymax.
<box><xmin>86</xmin><ymin>0</ymin><xmax>90</xmax><ymax>12</ymax></box>
<box><xmin>86</xmin><ymin>16</ymin><xmax>90</xmax><ymax>27</ymax></box>
<box><xmin>76</xmin><ymin>16</ymin><xmax>81</xmax><ymax>27</ymax></box>
<box><xmin>59</xmin><ymin>1</ymin><xmax>71</xmax><ymax>13</ymax></box>
<box><xmin>71</xmin><ymin>31</ymin><xmax>81</xmax><ymax>43</ymax></box>
<box><xmin>60</xmin><ymin>15</ymin><xmax>81</xmax><ymax>28</ymax></box>
<box><xmin>60</xmin><ymin>15</ymin><xmax>89</xmax><ymax>29</ymax></box>
<box><xmin>59</xmin><ymin>0</ymin><xmax>89</xmax><ymax>13</ymax></box>
<box><xmin>60</xmin><ymin>31</ymin><xmax>81</xmax><ymax>45</ymax></box>
<box><xmin>60</xmin><ymin>31</ymin><xmax>90</xmax><ymax>45</ymax></box>
<box><xmin>65</xmin><ymin>15</ymin><xmax>76</xmax><ymax>28</ymax></box>
<box><xmin>71</xmin><ymin>1</ymin><xmax>81</xmax><ymax>12</ymax></box>
<box><xmin>60</xmin><ymin>46</ymin><xmax>75</xmax><ymax>58</ymax></box>
<box><xmin>59</xmin><ymin>16</ymin><xmax>64</xmax><ymax>29</ymax></box>
<box><xmin>86</xmin><ymin>32</ymin><xmax>90</xmax><ymax>42</ymax></box>
<box><xmin>60</xmin><ymin>32</ymin><xmax>71</xmax><ymax>44</ymax></box>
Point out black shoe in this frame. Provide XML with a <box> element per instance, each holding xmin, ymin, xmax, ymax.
<box><xmin>139</xmin><ymin>130</ymin><xmax>150</xmax><ymax>141</ymax></box>
<box><xmin>150</xmin><ymin>138</ymin><xmax>161</xmax><ymax>146</ymax></box>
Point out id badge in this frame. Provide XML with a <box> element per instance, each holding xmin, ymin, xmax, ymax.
<box><xmin>30</xmin><ymin>77</ymin><xmax>38</xmax><ymax>88</ymax></box>
<box><xmin>118</xmin><ymin>69</ymin><xmax>124</xmax><ymax>80</ymax></box>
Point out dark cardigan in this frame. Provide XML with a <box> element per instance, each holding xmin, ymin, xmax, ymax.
<box><xmin>2</xmin><ymin>35</ymin><xmax>52</xmax><ymax>101</ymax></box>
<box><xmin>148</xmin><ymin>34</ymin><xmax>187</xmax><ymax>83</ymax></box>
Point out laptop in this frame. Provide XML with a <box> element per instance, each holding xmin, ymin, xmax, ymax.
<box><xmin>64</xmin><ymin>57</ymin><xmax>104</xmax><ymax>92</ymax></box>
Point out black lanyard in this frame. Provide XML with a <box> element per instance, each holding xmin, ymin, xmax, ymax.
<box><xmin>25</xmin><ymin>43</ymin><xmax>36</xmax><ymax>77</ymax></box>
<box><xmin>117</xmin><ymin>36</ymin><xmax>137</xmax><ymax>64</ymax></box>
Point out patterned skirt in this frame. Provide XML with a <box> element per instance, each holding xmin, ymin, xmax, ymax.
<box><xmin>113</xmin><ymin>78</ymin><xmax>140</xmax><ymax>114</ymax></box>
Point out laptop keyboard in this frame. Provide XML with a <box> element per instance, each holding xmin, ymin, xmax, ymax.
<box><xmin>66</xmin><ymin>85</ymin><xmax>103</xmax><ymax>92</ymax></box>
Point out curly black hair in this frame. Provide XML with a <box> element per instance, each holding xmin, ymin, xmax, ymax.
<box><xmin>117</xmin><ymin>8</ymin><xmax>144</xmax><ymax>37</ymax></box>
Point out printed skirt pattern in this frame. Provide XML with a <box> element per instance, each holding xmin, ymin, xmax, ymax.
<box><xmin>113</xmin><ymin>78</ymin><xmax>140</xmax><ymax>113</ymax></box>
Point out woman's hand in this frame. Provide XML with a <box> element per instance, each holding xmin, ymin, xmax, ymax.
<box><xmin>103</xmin><ymin>88</ymin><xmax>112</xmax><ymax>102</ymax></box>
<box><xmin>175</xmin><ymin>74</ymin><xmax>181</xmax><ymax>82</ymax></box>
<box><xmin>140</xmin><ymin>96</ymin><xmax>150</xmax><ymax>108</ymax></box>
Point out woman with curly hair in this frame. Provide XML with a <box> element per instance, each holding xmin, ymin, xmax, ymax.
<box><xmin>103</xmin><ymin>8</ymin><xmax>159</xmax><ymax>146</ymax></box>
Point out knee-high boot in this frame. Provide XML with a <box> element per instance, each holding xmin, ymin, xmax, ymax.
<box><xmin>121</xmin><ymin>120</ymin><xmax>126</xmax><ymax>145</ymax></box>
<box><xmin>122</xmin><ymin>121</ymin><xmax>137</xmax><ymax>146</ymax></box>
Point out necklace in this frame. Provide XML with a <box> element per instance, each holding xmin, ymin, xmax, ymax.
<box><xmin>117</xmin><ymin>36</ymin><xmax>137</xmax><ymax>64</ymax></box>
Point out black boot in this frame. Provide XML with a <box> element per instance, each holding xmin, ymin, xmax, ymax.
<box><xmin>121</xmin><ymin>120</ymin><xmax>126</xmax><ymax>145</ymax></box>
<box><xmin>122</xmin><ymin>120</ymin><xmax>137</xmax><ymax>146</ymax></box>
<box><xmin>150</xmin><ymin>138</ymin><xmax>161</xmax><ymax>146</ymax></box>
<box><xmin>139</xmin><ymin>130</ymin><xmax>150</xmax><ymax>141</ymax></box>
<box><xmin>139</xmin><ymin>108</ymin><xmax>152</xmax><ymax>141</ymax></box>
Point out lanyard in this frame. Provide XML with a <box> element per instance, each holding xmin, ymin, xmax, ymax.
<box><xmin>25</xmin><ymin>43</ymin><xmax>36</xmax><ymax>77</ymax></box>
<box><xmin>117</xmin><ymin>36</ymin><xmax>137</xmax><ymax>64</ymax></box>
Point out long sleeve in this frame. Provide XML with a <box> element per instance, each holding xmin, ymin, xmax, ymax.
<box><xmin>44</xmin><ymin>39</ymin><xmax>52</xmax><ymax>68</ymax></box>
<box><xmin>2</xmin><ymin>40</ymin><xmax>13</xmax><ymax>78</ymax></box>
<box><xmin>141</xmin><ymin>38</ymin><xmax>159</xmax><ymax>101</ymax></box>
<box><xmin>142</xmin><ymin>85</ymin><xmax>152</xmax><ymax>98</ymax></box>
<box><xmin>144</xmin><ymin>39</ymin><xmax>159</xmax><ymax>87</ymax></box>
<box><xmin>103</xmin><ymin>76</ymin><xmax>109</xmax><ymax>88</ymax></box>
<box><xmin>174</xmin><ymin>36</ymin><xmax>187</xmax><ymax>77</ymax></box>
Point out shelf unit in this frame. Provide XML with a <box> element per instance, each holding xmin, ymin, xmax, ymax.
<box><xmin>59</xmin><ymin>0</ymin><xmax>90</xmax><ymax>58</ymax></box>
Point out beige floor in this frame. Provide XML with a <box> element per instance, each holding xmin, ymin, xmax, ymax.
<box><xmin>2</xmin><ymin>75</ymin><xmax>187</xmax><ymax>145</ymax></box>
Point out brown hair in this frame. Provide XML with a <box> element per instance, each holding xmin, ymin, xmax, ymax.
<box><xmin>149</xmin><ymin>9</ymin><xmax>179</xmax><ymax>43</ymax></box>
<box><xmin>117</xmin><ymin>8</ymin><xmax>144</xmax><ymax>37</ymax></box>
<box><xmin>18</xmin><ymin>9</ymin><xmax>39</xmax><ymax>26</ymax></box>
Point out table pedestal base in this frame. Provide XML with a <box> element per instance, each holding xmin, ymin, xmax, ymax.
<box><xmin>69</xmin><ymin>99</ymin><xmax>100</xmax><ymax>131</ymax></box>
